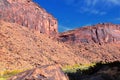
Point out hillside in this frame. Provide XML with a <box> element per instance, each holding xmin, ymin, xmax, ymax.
<box><xmin>58</xmin><ymin>23</ymin><xmax>120</xmax><ymax>63</ymax></box>
<box><xmin>0</xmin><ymin>20</ymin><xmax>87</xmax><ymax>72</ymax></box>
<box><xmin>0</xmin><ymin>21</ymin><xmax>120</xmax><ymax>72</ymax></box>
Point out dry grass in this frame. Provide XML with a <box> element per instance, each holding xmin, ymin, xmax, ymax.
<box><xmin>0</xmin><ymin>70</ymin><xmax>24</xmax><ymax>80</ymax></box>
<box><xmin>62</xmin><ymin>63</ymin><xmax>96</xmax><ymax>73</ymax></box>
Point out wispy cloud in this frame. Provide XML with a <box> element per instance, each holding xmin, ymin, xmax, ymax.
<box><xmin>85</xmin><ymin>0</ymin><xmax>98</xmax><ymax>6</ymax></box>
<box><xmin>82</xmin><ymin>23</ymin><xmax>92</xmax><ymax>27</ymax></box>
<box><xmin>115</xmin><ymin>18</ymin><xmax>120</xmax><ymax>21</ymax></box>
<box><xmin>106</xmin><ymin>0</ymin><xmax>120</xmax><ymax>5</ymax></box>
<box><xmin>80</xmin><ymin>7</ymin><xmax>106</xmax><ymax>15</ymax></box>
<box><xmin>64</xmin><ymin>0</ymin><xmax>120</xmax><ymax>6</ymax></box>
<box><xmin>59</xmin><ymin>25</ymin><xmax>73</xmax><ymax>32</ymax></box>
<box><xmin>63</xmin><ymin>0</ymin><xmax>120</xmax><ymax>15</ymax></box>
<box><xmin>85</xmin><ymin>0</ymin><xmax>120</xmax><ymax>6</ymax></box>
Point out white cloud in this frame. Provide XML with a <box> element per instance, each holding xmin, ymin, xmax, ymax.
<box><xmin>59</xmin><ymin>25</ymin><xmax>73</xmax><ymax>32</ymax></box>
<box><xmin>84</xmin><ymin>0</ymin><xmax>120</xmax><ymax>6</ymax></box>
<box><xmin>106</xmin><ymin>0</ymin><xmax>120</xmax><ymax>5</ymax></box>
<box><xmin>63</xmin><ymin>0</ymin><xmax>120</xmax><ymax>15</ymax></box>
<box><xmin>115</xmin><ymin>18</ymin><xmax>120</xmax><ymax>21</ymax></box>
<box><xmin>85</xmin><ymin>0</ymin><xmax>98</xmax><ymax>6</ymax></box>
<box><xmin>80</xmin><ymin>7</ymin><xmax>106</xmax><ymax>15</ymax></box>
<box><xmin>63</xmin><ymin>0</ymin><xmax>120</xmax><ymax>6</ymax></box>
<box><xmin>82</xmin><ymin>23</ymin><xmax>92</xmax><ymax>27</ymax></box>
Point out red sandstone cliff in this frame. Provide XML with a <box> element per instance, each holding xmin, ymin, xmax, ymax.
<box><xmin>59</xmin><ymin>23</ymin><xmax>120</xmax><ymax>44</ymax></box>
<box><xmin>0</xmin><ymin>0</ymin><xmax>58</xmax><ymax>35</ymax></box>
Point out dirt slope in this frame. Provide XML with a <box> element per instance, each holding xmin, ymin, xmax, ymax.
<box><xmin>70</xmin><ymin>43</ymin><xmax>120</xmax><ymax>63</ymax></box>
<box><xmin>0</xmin><ymin>21</ymin><xmax>86</xmax><ymax>71</ymax></box>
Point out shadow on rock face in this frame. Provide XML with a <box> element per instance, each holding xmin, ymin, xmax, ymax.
<box><xmin>67</xmin><ymin>61</ymin><xmax>120</xmax><ymax>80</ymax></box>
<box><xmin>8</xmin><ymin>64</ymin><xmax>68</xmax><ymax>80</ymax></box>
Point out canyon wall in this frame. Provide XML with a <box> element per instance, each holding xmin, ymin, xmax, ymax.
<box><xmin>0</xmin><ymin>0</ymin><xmax>58</xmax><ymax>35</ymax></box>
<box><xmin>59</xmin><ymin>23</ymin><xmax>120</xmax><ymax>44</ymax></box>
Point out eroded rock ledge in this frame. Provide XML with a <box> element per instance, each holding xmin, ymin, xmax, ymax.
<box><xmin>59</xmin><ymin>23</ymin><xmax>120</xmax><ymax>44</ymax></box>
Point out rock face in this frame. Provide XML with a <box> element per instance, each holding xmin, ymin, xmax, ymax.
<box><xmin>0</xmin><ymin>0</ymin><xmax>58</xmax><ymax>35</ymax></box>
<box><xmin>9</xmin><ymin>65</ymin><xmax>68</xmax><ymax>80</ymax></box>
<box><xmin>7</xmin><ymin>0</ymin><xmax>32</xmax><ymax>3</ymax></box>
<box><xmin>59</xmin><ymin>23</ymin><xmax>120</xmax><ymax>44</ymax></box>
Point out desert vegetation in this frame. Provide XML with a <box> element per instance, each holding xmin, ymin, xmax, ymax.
<box><xmin>0</xmin><ymin>70</ymin><xmax>24</xmax><ymax>80</ymax></box>
<box><xmin>64</xmin><ymin>61</ymin><xmax>120</xmax><ymax>80</ymax></box>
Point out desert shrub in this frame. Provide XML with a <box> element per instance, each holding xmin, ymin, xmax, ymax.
<box><xmin>64</xmin><ymin>61</ymin><xmax>120</xmax><ymax>80</ymax></box>
<box><xmin>0</xmin><ymin>69</ymin><xmax>24</xmax><ymax>80</ymax></box>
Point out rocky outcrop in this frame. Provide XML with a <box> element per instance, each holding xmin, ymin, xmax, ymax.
<box><xmin>9</xmin><ymin>65</ymin><xmax>68</xmax><ymax>80</ymax></box>
<box><xmin>0</xmin><ymin>0</ymin><xmax>58</xmax><ymax>35</ymax></box>
<box><xmin>59</xmin><ymin>23</ymin><xmax>120</xmax><ymax>44</ymax></box>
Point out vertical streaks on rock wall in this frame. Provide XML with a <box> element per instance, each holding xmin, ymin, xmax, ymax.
<box><xmin>0</xmin><ymin>0</ymin><xmax>58</xmax><ymax>36</ymax></box>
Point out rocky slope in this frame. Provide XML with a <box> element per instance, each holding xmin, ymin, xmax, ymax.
<box><xmin>0</xmin><ymin>21</ymin><xmax>120</xmax><ymax>72</ymax></box>
<box><xmin>59</xmin><ymin>23</ymin><xmax>120</xmax><ymax>44</ymax></box>
<box><xmin>0</xmin><ymin>20</ymin><xmax>87</xmax><ymax>72</ymax></box>
<box><xmin>9</xmin><ymin>65</ymin><xmax>68</xmax><ymax>80</ymax></box>
<box><xmin>0</xmin><ymin>0</ymin><xmax>58</xmax><ymax>36</ymax></box>
<box><xmin>58</xmin><ymin>23</ymin><xmax>120</xmax><ymax>64</ymax></box>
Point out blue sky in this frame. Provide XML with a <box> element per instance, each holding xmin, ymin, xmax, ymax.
<box><xmin>33</xmin><ymin>0</ymin><xmax>120</xmax><ymax>32</ymax></box>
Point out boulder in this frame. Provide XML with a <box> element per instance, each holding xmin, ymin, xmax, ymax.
<box><xmin>9</xmin><ymin>65</ymin><xmax>68</xmax><ymax>80</ymax></box>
